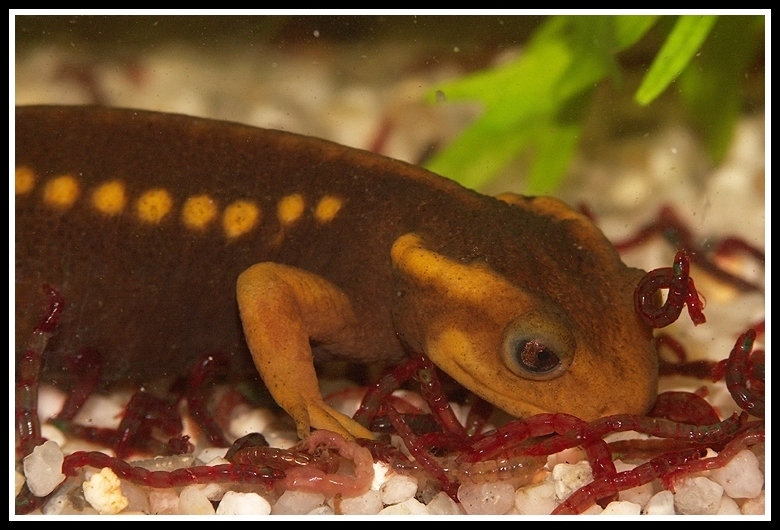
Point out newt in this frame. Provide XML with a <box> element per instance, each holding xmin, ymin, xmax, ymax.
<box><xmin>15</xmin><ymin>105</ymin><xmax>658</xmax><ymax>440</ymax></box>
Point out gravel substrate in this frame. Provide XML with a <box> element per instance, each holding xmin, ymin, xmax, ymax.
<box><xmin>14</xmin><ymin>20</ymin><xmax>765</xmax><ymax>517</ymax></box>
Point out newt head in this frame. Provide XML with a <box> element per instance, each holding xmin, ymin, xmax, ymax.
<box><xmin>389</xmin><ymin>197</ymin><xmax>658</xmax><ymax>422</ymax></box>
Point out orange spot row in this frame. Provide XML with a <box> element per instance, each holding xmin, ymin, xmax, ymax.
<box><xmin>15</xmin><ymin>167</ymin><xmax>344</xmax><ymax>241</ymax></box>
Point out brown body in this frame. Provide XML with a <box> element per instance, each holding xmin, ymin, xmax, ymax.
<box><xmin>15</xmin><ymin>106</ymin><xmax>657</xmax><ymax>439</ymax></box>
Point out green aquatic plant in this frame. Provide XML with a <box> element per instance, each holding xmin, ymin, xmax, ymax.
<box><xmin>426</xmin><ymin>15</ymin><xmax>764</xmax><ymax>194</ymax></box>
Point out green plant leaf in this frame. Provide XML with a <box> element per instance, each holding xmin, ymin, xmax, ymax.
<box><xmin>525</xmin><ymin>120</ymin><xmax>582</xmax><ymax>195</ymax></box>
<box><xmin>679</xmin><ymin>15</ymin><xmax>764</xmax><ymax>161</ymax></box>
<box><xmin>425</xmin><ymin>17</ymin><xmax>599</xmax><ymax>191</ymax></box>
<box><xmin>425</xmin><ymin>14</ymin><xmax>757</xmax><ymax>194</ymax></box>
<box><xmin>613</xmin><ymin>15</ymin><xmax>659</xmax><ymax>50</ymax></box>
<box><xmin>425</xmin><ymin>31</ymin><xmax>577</xmax><ymax>189</ymax></box>
<box><xmin>634</xmin><ymin>15</ymin><xmax>718</xmax><ymax>105</ymax></box>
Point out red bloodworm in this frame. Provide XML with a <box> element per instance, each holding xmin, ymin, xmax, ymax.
<box><xmin>278</xmin><ymin>430</ymin><xmax>374</xmax><ymax>499</ymax></box>
<box><xmin>385</xmin><ymin>403</ymin><xmax>459</xmax><ymax>498</ymax></box>
<box><xmin>462</xmin><ymin>413</ymin><xmax>616</xmax><ymax>482</ymax></box>
<box><xmin>16</xmin><ymin>284</ymin><xmax>64</xmax><ymax>458</ymax></box>
<box><xmin>164</xmin><ymin>435</ymin><xmax>194</xmax><ymax>456</ymax></box>
<box><xmin>224</xmin><ymin>432</ymin><xmax>269</xmax><ymax>461</ymax></box>
<box><xmin>724</xmin><ymin>329</ymin><xmax>764</xmax><ymax>417</ymax></box>
<box><xmin>353</xmin><ymin>356</ymin><xmax>424</xmax><ymax>427</ymax></box>
<box><xmin>185</xmin><ymin>352</ymin><xmax>230</xmax><ymax>447</ymax></box>
<box><xmin>53</xmin><ymin>347</ymin><xmax>103</xmax><ymax>421</ymax></box>
<box><xmin>437</xmin><ymin>453</ymin><xmax>546</xmax><ymax>485</ymax></box>
<box><xmin>421</xmin><ymin>429</ymin><xmax>472</xmax><ymax>448</ymax></box>
<box><xmin>114</xmin><ymin>391</ymin><xmax>182</xmax><ymax>459</ymax></box>
<box><xmin>462</xmin><ymin>413</ymin><xmax>584</xmax><ymax>463</ymax></box>
<box><xmin>649</xmin><ymin>391</ymin><xmax>721</xmax><ymax>425</ymax></box>
<box><xmin>656</xmin><ymin>333</ymin><xmax>688</xmax><ymax>362</ymax></box>
<box><xmin>368</xmin><ymin>116</ymin><xmax>393</xmax><ymax>154</ymax></box>
<box><xmin>634</xmin><ymin>250</ymin><xmax>706</xmax><ymax>328</ymax></box>
<box><xmin>47</xmin><ymin>420</ymin><xmax>122</xmax><ymax>448</ymax></box>
<box><xmin>370</xmin><ymin>411</ymin><xmax>443</xmax><ymax>435</ymax></box>
<box><xmin>522</xmin><ymin>413</ymin><xmax>745</xmax><ymax>458</ymax></box>
<box><xmin>659</xmin><ymin>358</ymin><xmax>718</xmax><ymax>379</ymax></box>
<box><xmin>47</xmin><ymin>418</ymin><xmax>191</xmax><ymax>457</ymax></box>
<box><xmin>713</xmin><ymin>236</ymin><xmax>766</xmax><ymax>265</ymax></box>
<box><xmin>359</xmin><ymin>438</ymin><xmax>416</xmax><ymax>469</ymax></box>
<box><xmin>655</xmin><ymin>334</ymin><xmax>718</xmax><ymax>379</ymax></box>
<box><xmin>463</xmin><ymin>396</ymin><xmax>494</xmax><ymax>437</ymax></box>
<box><xmin>606</xmin><ymin>438</ymin><xmax>710</xmax><ymax>461</ymax></box>
<box><xmin>552</xmin><ymin>448</ymin><xmax>705</xmax><ymax>515</ymax></box>
<box><xmin>613</xmin><ymin>205</ymin><xmax>762</xmax><ymax>292</ymax></box>
<box><xmin>362</xmin><ymin>436</ymin><xmax>530</xmax><ymax>487</ymax></box>
<box><xmin>415</xmin><ymin>355</ymin><xmax>468</xmax><ymax>438</ymax></box>
<box><xmin>62</xmin><ymin>451</ymin><xmax>283</xmax><ymax>488</ymax></box>
<box><xmin>229</xmin><ymin>446</ymin><xmax>339</xmax><ymax>475</ymax></box>
<box><xmin>661</xmin><ymin>425</ymin><xmax>765</xmax><ymax>488</ymax></box>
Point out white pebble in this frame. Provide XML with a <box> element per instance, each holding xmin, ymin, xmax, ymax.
<box><xmin>709</xmin><ymin>449</ymin><xmax>764</xmax><ymax>499</ymax></box>
<box><xmin>228</xmin><ymin>407</ymin><xmax>275</xmax><ymax>438</ymax></box>
<box><xmin>380</xmin><ymin>473</ymin><xmax>418</xmax><ymax>505</ymax></box>
<box><xmin>547</xmin><ymin>446</ymin><xmax>587</xmax><ymax>467</ymax></box>
<box><xmin>643</xmin><ymin>491</ymin><xmax>675</xmax><ymax>515</ymax></box>
<box><xmin>15</xmin><ymin>469</ymin><xmax>25</xmax><ymax>497</ymax></box>
<box><xmin>673</xmin><ymin>475</ymin><xmax>724</xmax><ymax>515</ymax></box>
<box><xmin>196</xmin><ymin>447</ymin><xmax>229</xmax><ymax>464</ymax></box>
<box><xmin>40</xmin><ymin>422</ymin><xmax>67</xmax><ymax>447</ymax></box>
<box><xmin>74</xmin><ymin>392</ymin><xmax>129</xmax><ymax>428</ymax></box>
<box><xmin>514</xmin><ymin>480</ymin><xmax>557</xmax><ymax>515</ymax></box>
<box><xmin>552</xmin><ymin>461</ymin><xmax>593</xmax><ymax>502</ymax></box>
<box><xmin>307</xmin><ymin>505</ymin><xmax>335</xmax><ymax>515</ymax></box>
<box><xmin>601</xmin><ymin>500</ymin><xmax>641</xmax><ymax>515</ymax></box>
<box><xmin>426</xmin><ymin>491</ymin><xmax>463</xmax><ymax>515</ymax></box>
<box><xmin>262</xmin><ymin>429</ymin><xmax>299</xmax><ymax>450</ymax></box>
<box><xmin>199</xmin><ymin>481</ymin><xmax>227</xmax><ymax>502</ymax></box>
<box><xmin>120</xmin><ymin>480</ymin><xmax>151</xmax><ymax>514</ymax></box>
<box><xmin>338</xmin><ymin>489</ymin><xmax>383</xmax><ymax>515</ymax></box>
<box><xmin>148</xmin><ymin>488</ymin><xmax>181</xmax><ymax>515</ymax></box>
<box><xmin>23</xmin><ymin>440</ymin><xmax>65</xmax><ymax>496</ymax></box>
<box><xmin>716</xmin><ymin>494</ymin><xmax>742</xmax><ymax>515</ymax></box>
<box><xmin>36</xmin><ymin>384</ymin><xmax>67</xmax><ymax>421</ymax></box>
<box><xmin>741</xmin><ymin>490</ymin><xmax>764</xmax><ymax>515</ymax></box>
<box><xmin>457</xmin><ymin>481</ymin><xmax>516</xmax><ymax>515</ymax></box>
<box><xmin>179</xmin><ymin>485</ymin><xmax>216</xmax><ymax>515</ymax></box>
<box><xmin>216</xmin><ymin>491</ymin><xmax>271</xmax><ymax>515</ymax></box>
<box><xmin>82</xmin><ymin>467</ymin><xmax>129</xmax><ymax>515</ymax></box>
<box><xmin>272</xmin><ymin>490</ymin><xmax>325</xmax><ymax>515</ymax></box>
<box><xmin>370</xmin><ymin>460</ymin><xmax>391</xmax><ymax>490</ymax></box>
<box><xmin>378</xmin><ymin>497</ymin><xmax>428</xmax><ymax>515</ymax></box>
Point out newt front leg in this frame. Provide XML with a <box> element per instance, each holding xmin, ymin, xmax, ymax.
<box><xmin>236</xmin><ymin>263</ymin><xmax>374</xmax><ymax>440</ymax></box>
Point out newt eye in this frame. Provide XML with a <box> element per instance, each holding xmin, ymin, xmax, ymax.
<box><xmin>501</xmin><ymin>311</ymin><xmax>575</xmax><ymax>380</ymax></box>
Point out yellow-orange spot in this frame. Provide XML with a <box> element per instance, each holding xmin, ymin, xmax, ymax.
<box><xmin>223</xmin><ymin>200</ymin><xmax>260</xmax><ymax>239</ymax></box>
<box><xmin>314</xmin><ymin>195</ymin><xmax>343</xmax><ymax>223</ymax></box>
<box><xmin>43</xmin><ymin>175</ymin><xmax>80</xmax><ymax>209</ymax></box>
<box><xmin>136</xmin><ymin>188</ymin><xmax>173</xmax><ymax>224</ymax></box>
<box><xmin>277</xmin><ymin>194</ymin><xmax>305</xmax><ymax>226</ymax></box>
<box><xmin>91</xmin><ymin>180</ymin><xmax>127</xmax><ymax>215</ymax></box>
<box><xmin>182</xmin><ymin>195</ymin><xmax>218</xmax><ymax>230</ymax></box>
<box><xmin>15</xmin><ymin>167</ymin><xmax>36</xmax><ymax>195</ymax></box>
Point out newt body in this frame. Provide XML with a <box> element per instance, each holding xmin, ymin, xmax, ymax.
<box><xmin>15</xmin><ymin>106</ymin><xmax>657</xmax><ymax>439</ymax></box>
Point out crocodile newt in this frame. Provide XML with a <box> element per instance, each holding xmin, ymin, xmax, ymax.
<box><xmin>15</xmin><ymin>105</ymin><xmax>658</xmax><ymax>440</ymax></box>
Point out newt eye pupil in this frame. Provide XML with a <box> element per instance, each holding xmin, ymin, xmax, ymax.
<box><xmin>516</xmin><ymin>340</ymin><xmax>560</xmax><ymax>374</ymax></box>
